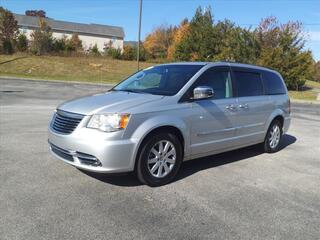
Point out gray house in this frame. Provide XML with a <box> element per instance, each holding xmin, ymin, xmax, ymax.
<box><xmin>14</xmin><ymin>14</ymin><xmax>125</xmax><ymax>51</ymax></box>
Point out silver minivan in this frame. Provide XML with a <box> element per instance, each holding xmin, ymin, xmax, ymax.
<box><xmin>48</xmin><ymin>62</ymin><xmax>291</xmax><ymax>186</ymax></box>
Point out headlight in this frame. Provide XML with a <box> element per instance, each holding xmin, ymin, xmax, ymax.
<box><xmin>87</xmin><ymin>113</ymin><xmax>130</xmax><ymax>132</ymax></box>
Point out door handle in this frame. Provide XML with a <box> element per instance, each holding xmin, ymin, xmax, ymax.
<box><xmin>238</xmin><ymin>104</ymin><xmax>249</xmax><ymax>109</ymax></box>
<box><xmin>226</xmin><ymin>104</ymin><xmax>237</xmax><ymax>110</ymax></box>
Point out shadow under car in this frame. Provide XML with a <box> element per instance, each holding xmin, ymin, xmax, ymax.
<box><xmin>80</xmin><ymin>134</ymin><xmax>296</xmax><ymax>187</ymax></box>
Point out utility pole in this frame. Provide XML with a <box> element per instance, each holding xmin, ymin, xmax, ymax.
<box><xmin>137</xmin><ymin>0</ymin><xmax>142</xmax><ymax>70</ymax></box>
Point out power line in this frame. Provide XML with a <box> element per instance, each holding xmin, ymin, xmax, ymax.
<box><xmin>236</xmin><ymin>23</ymin><xmax>320</xmax><ymax>26</ymax></box>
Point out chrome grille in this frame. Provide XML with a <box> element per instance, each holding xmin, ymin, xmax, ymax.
<box><xmin>49</xmin><ymin>141</ymin><xmax>101</xmax><ymax>167</ymax></box>
<box><xmin>50</xmin><ymin>143</ymin><xmax>74</xmax><ymax>162</ymax></box>
<box><xmin>77</xmin><ymin>152</ymin><xmax>102</xmax><ymax>166</ymax></box>
<box><xmin>52</xmin><ymin>110</ymin><xmax>84</xmax><ymax>134</ymax></box>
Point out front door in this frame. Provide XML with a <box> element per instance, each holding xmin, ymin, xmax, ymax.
<box><xmin>188</xmin><ymin>67</ymin><xmax>238</xmax><ymax>157</ymax></box>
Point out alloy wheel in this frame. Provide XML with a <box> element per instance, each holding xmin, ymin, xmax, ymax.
<box><xmin>269</xmin><ymin>124</ymin><xmax>281</xmax><ymax>149</ymax></box>
<box><xmin>147</xmin><ymin>140</ymin><xmax>176</xmax><ymax>178</ymax></box>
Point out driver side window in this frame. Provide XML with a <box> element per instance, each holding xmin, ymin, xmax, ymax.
<box><xmin>193</xmin><ymin>68</ymin><xmax>233</xmax><ymax>99</ymax></box>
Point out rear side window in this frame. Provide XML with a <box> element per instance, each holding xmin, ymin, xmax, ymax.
<box><xmin>234</xmin><ymin>71</ymin><xmax>263</xmax><ymax>97</ymax></box>
<box><xmin>262</xmin><ymin>71</ymin><xmax>286</xmax><ymax>95</ymax></box>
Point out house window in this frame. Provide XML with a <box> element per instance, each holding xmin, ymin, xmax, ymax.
<box><xmin>21</xmin><ymin>27</ymin><xmax>27</xmax><ymax>34</ymax></box>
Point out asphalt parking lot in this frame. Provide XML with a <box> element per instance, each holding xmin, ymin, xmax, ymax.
<box><xmin>1</xmin><ymin>78</ymin><xmax>320</xmax><ymax>240</ymax></box>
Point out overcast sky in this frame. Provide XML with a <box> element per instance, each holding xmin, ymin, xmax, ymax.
<box><xmin>2</xmin><ymin>0</ymin><xmax>320</xmax><ymax>60</ymax></box>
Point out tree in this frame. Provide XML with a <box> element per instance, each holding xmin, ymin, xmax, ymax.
<box><xmin>30</xmin><ymin>18</ymin><xmax>53</xmax><ymax>55</ymax></box>
<box><xmin>103</xmin><ymin>42</ymin><xmax>121</xmax><ymax>59</ymax></box>
<box><xmin>25</xmin><ymin>10</ymin><xmax>46</xmax><ymax>18</ymax></box>
<box><xmin>212</xmin><ymin>20</ymin><xmax>259</xmax><ymax>63</ymax></box>
<box><xmin>315</xmin><ymin>61</ymin><xmax>320</xmax><ymax>82</ymax></box>
<box><xmin>122</xmin><ymin>45</ymin><xmax>136</xmax><ymax>60</ymax></box>
<box><xmin>174</xmin><ymin>6</ymin><xmax>216</xmax><ymax>61</ymax></box>
<box><xmin>65</xmin><ymin>33</ymin><xmax>82</xmax><ymax>52</ymax></box>
<box><xmin>16</xmin><ymin>33</ymin><xmax>28</xmax><ymax>52</ymax></box>
<box><xmin>256</xmin><ymin>17</ymin><xmax>314</xmax><ymax>90</ymax></box>
<box><xmin>143</xmin><ymin>24</ymin><xmax>176</xmax><ymax>59</ymax></box>
<box><xmin>90</xmin><ymin>43</ymin><xmax>100</xmax><ymax>56</ymax></box>
<box><xmin>167</xmin><ymin>19</ymin><xmax>190</xmax><ymax>60</ymax></box>
<box><xmin>52</xmin><ymin>35</ymin><xmax>67</xmax><ymax>52</ymax></box>
<box><xmin>0</xmin><ymin>7</ymin><xmax>18</xmax><ymax>54</ymax></box>
<box><xmin>103</xmin><ymin>40</ymin><xmax>125</xmax><ymax>59</ymax></box>
<box><xmin>108</xmin><ymin>47</ymin><xmax>122</xmax><ymax>59</ymax></box>
<box><xmin>71</xmin><ymin>33</ymin><xmax>82</xmax><ymax>50</ymax></box>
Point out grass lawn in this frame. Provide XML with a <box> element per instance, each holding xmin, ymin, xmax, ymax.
<box><xmin>288</xmin><ymin>90</ymin><xmax>318</xmax><ymax>101</ymax></box>
<box><xmin>305</xmin><ymin>80</ymin><xmax>320</xmax><ymax>89</ymax></box>
<box><xmin>288</xmin><ymin>80</ymin><xmax>320</xmax><ymax>101</ymax></box>
<box><xmin>0</xmin><ymin>54</ymin><xmax>153</xmax><ymax>84</ymax></box>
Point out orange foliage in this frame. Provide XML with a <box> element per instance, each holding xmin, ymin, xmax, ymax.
<box><xmin>142</xmin><ymin>20</ymin><xmax>190</xmax><ymax>60</ymax></box>
<box><xmin>167</xmin><ymin>21</ymin><xmax>190</xmax><ymax>60</ymax></box>
<box><xmin>143</xmin><ymin>25</ymin><xmax>175</xmax><ymax>59</ymax></box>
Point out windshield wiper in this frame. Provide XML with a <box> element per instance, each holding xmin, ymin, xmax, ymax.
<box><xmin>116</xmin><ymin>89</ymin><xmax>151</xmax><ymax>94</ymax></box>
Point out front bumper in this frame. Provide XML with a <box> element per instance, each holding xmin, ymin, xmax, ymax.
<box><xmin>48</xmin><ymin>126</ymin><xmax>138</xmax><ymax>173</ymax></box>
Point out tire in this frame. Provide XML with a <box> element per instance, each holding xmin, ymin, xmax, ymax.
<box><xmin>263</xmin><ymin>119</ymin><xmax>283</xmax><ymax>153</ymax></box>
<box><xmin>136</xmin><ymin>132</ymin><xmax>183</xmax><ymax>187</ymax></box>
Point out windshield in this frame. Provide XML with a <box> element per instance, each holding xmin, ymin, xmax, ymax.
<box><xmin>113</xmin><ymin>64</ymin><xmax>204</xmax><ymax>96</ymax></box>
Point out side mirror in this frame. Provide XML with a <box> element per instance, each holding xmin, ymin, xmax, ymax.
<box><xmin>193</xmin><ymin>86</ymin><xmax>214</xmax><ymax>100</ymax></box>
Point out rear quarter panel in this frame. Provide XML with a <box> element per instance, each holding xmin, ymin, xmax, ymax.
<box><xmin>264</xmin><ymin>94</ymin><xmax>290</xmax><ymax>133</ymax></box>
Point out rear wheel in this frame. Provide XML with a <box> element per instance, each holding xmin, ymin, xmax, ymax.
<box><xmin>263</xmin><ymin>119</ymin><xmax>283</xmax><ymax>153</ymax></box>
<box><xmin>136</xmin><ymin>132</ymin><xmax>183</xmax><ymax>187</ymax></box>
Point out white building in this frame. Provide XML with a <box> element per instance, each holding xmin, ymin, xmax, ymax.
<box><xmin>14</xmin><ymin>14</ymin><xmax>125</xmax><ymax>51</ymax></box>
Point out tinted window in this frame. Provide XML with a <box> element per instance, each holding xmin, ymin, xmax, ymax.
<box><xmin>262</xmin><ymin>71</ymin><xmax>286</xmax><ymax>95</ymax></box>
<box><xmin>234</xmin><ymin>71</ymin><xmax>263</xmax><ymax>97</ymax></box>
<box><xmin>114</xmin><ymin>65</ymin><xmax>203</xmax><ymax>96</ymax></box>
<box><xmin>193</xmin><ymin>69</ymin><xmax>233</xmax><ymax>99</ymax></box>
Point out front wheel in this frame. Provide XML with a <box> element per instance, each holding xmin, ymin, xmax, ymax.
<box><xmin>263</xmin><ymin>119</ymin><xmax>283</xmax><ymax>153</ymax></box>
<box><xmin>136</xmin><ymin>132</ymin><xmax>183</xmax><ymax>187</ymax></box>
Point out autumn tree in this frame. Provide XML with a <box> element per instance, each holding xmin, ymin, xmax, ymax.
<box><xmin>25</xmin><ymin>10</ymin><xmax>46</xmax><ymax>18</ymax></box>
<box><xmin>122</xmin><ymin>45</ymin><xmax>136</xmax><ymax>60</ymax></box>
<box><xmin>140</xmin><ymin>6</ymin><xmax>316</xmax><ymax>91</ymax></box>
<box><xmin>143</xmin><ymin>24</ymin><xmax>176</xmax><ymax>59</ymax></box>
<box><xmin>30</xmin><ymin>18</ymin><xmax>53</xmax><ymax>55</ymax></box>
<box><xmin>173</xmin><ymin>7</ymin><xmax>259</xmax><ymax>62</ymax></box>
<box><xmin>256</xmin><ymin>17</ymin><xmax>314</xmax><ymax>90</ymax></box>
<box><xmin>66</xmin><ymin>33</ymin><xmax>83</xmax><ymax>52</ymax></box>
<box><xmin>0</xmin><ymin>7</ymin><xmax>18</xmax><ymax>54</ymax></box>
<box><xmin>167</xmin><ymin>18</ymin><xmax>190</xmax><ymax>60</ymax></box>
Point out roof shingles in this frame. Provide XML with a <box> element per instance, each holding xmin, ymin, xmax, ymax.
<box><xmin>14</xmin><ymin>14</ymin><xmax>124</xmax><ymax>39</ymax></box>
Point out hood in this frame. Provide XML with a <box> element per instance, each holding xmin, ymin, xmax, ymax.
<box><xmin>58</xmin><ymin>91</ymin><xmax>164</xmax><ymax>115</ymax></box>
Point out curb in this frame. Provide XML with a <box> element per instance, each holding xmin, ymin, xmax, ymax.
<box><xmin>290</xmin><ymin>99</ymin><xmax>320</xmax><ymax>105</ymax></box>
<box><xmin>0</xmin><ymin>75</ymin><xmax>115</xmax><ymax>87</ymax></box>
